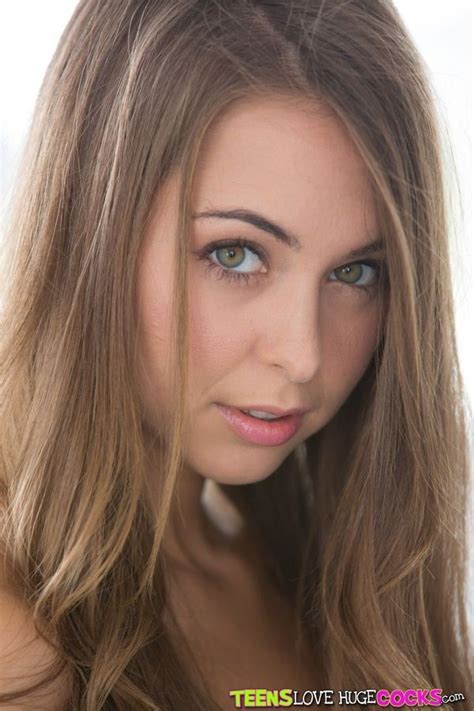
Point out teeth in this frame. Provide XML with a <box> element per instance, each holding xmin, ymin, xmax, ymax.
<box><xmin>242</xmin><ymin>409</ymin><xmax>281</xmax><ymax>420</ymax></box>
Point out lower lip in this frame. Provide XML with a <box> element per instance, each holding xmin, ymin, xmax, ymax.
<box><xmin>215</xmin><ymin>404</ymin><xmax>304</xmax><ymax>446</ymax></box>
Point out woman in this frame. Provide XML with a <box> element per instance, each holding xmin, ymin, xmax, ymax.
<box><xmin>0</xmin><ymin>0</ymin><xmax>472</xmax><ymax>709</ymax></box>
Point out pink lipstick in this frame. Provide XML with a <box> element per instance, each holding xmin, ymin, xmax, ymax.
<box><xmin>215</xmin><ymin>404</ymin><xmax>304</xmax><ymax>446</ymax></box>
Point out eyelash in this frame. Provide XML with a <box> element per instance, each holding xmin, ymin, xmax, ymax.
<box><xmin>194</xmin><ymin>237</ymin><xmax>384</xmax><ymax>294</ymax></box>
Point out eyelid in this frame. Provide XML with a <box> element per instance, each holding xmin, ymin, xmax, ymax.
<box><xmin>330</xmin><ymin>257</ymin><xmax>385</xmax><ymax>279</ymax></box>
<box><xmin>328</xmin><ymin>258</ymin><xmax>381</xmax><ymax>285</ymax></box>
<box><xmin>333</xmin><ymin>256</ymin><xmax>382</xmax><ymax>269</ymax></box>
<box><xmin>195</xmin><ymin>237</ymin><xmax>268</xmax><ymax>265</ymax></box>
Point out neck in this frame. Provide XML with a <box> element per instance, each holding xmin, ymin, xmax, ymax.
<box><xmin>142</xmin><ymin>435</ymin><xmax>245</xmax><ymax>570</ymax></box>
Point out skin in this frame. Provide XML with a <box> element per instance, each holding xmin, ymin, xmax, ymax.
<box><xmin>135</xmin><ymin>93</ymin><xmax>385</xmax><ymax>703</ymax></box>
<box><xmin>136</xmin><ymin>93</ymin><xmax>384</xmax><ymax>560</ymax></box>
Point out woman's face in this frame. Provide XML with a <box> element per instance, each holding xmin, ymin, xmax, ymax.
<box><xmin>136</xmin><ymin>94</ymin><xmax>384</xmax><ymax>485</ymax></box>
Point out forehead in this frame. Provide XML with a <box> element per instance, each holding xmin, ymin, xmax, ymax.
<box><xmin>191</xmin><ymin>94</ymin><xmax>377</xmax><ymax>249</ymax></box>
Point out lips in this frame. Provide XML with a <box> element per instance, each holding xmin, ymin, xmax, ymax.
<box><xmin>235</xmin><ymin>404</ymin><xmax>310</xmax><ymax>417</ymax></box>
<box><xmin>215</xmin><ymin>404</ymin><xmax>304</xmax><ymax>446</ymax></box>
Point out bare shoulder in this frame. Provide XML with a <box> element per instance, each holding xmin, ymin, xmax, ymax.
<box><xmin>0</xmin><ymin>584</ymin><xmax>71</xmax><ymax>710</ymax></box>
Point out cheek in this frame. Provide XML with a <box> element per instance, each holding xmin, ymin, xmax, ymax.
<box><xmin>186</xmin><ymin>281</ymin><xmax>254</xmax><ymax>382</ymax></box>
<box><xmin>322</xmin><ymin>296</ymin><xmax>382</xmax><ymax>390</ymax></box>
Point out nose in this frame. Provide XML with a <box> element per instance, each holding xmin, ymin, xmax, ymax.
<box><xmin>257</xmin><ymin>283</ymin><xmax>322</xmax><ymax>384</ymax></box>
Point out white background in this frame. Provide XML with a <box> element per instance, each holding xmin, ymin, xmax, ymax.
<box><xmin>0</xmin><ymin>1</ymin><xmax>472</xmax><ymax>604</ymax></box>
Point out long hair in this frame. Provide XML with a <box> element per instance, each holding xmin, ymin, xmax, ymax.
<box><xmin>0</xmin><ymin>0</ymin><xmax>472</xmax><ymax>708</ymax></box>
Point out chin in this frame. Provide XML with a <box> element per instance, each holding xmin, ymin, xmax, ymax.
<box><xmin>185</xmin><ymin>442</ymin><xmax>295</xmax><ymax>486</ymax></box>
<box><xmin>211</xmin><ymin>469</ymin><xmax>273</xmax><ymax>487</ymax></box>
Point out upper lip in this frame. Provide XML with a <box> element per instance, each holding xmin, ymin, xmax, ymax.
<box><xmin>228</xmin><ymin>404</ymin><xmax>311</xmax><ymax>416</ymax></box>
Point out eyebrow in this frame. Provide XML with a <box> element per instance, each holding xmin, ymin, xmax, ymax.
<box><xmin>192</xmin><ymin>207</ymin><xmax>384</xmax><ymax>261</ymax></box>
<box><xmin>192</xmin><ymin>208</ymin><xmax>301</xmax><ymax>250</ymax></box>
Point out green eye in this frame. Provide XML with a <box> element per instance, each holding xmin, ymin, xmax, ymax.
<box><xmin>335</xmin><ymin>263</ymin><xmax>363</xmax><ymax>284</ymax></box>
<box><xmin>195</xmin><ymin>237</ymin><xmax>268</xmax><ymax>286</ymax></box>
<box><xmin>330</xmin><ymin>261</ymin><xmax>379</xmax><ymax>288</ymax></box>
<box><xmin>215</xmin><ymin>246</ymin><xmax>246</xmax><ymax>268</ymax></box>
<box><xmin>212</xmin><ymin>244</ymin><xmax>264</xmax><ymax>273</ymax></box>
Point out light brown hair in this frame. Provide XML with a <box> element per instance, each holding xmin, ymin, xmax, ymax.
<box><xmin>1</xmin><ymin>0</ymin><xmax>472</xmax><ymax>708</ymax></box>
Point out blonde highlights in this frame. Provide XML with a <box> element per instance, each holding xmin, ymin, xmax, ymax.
<box><xmin>0</xmin><ymin>1</ymin><xmax>472</xmax><ymax>708</ymax></box>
